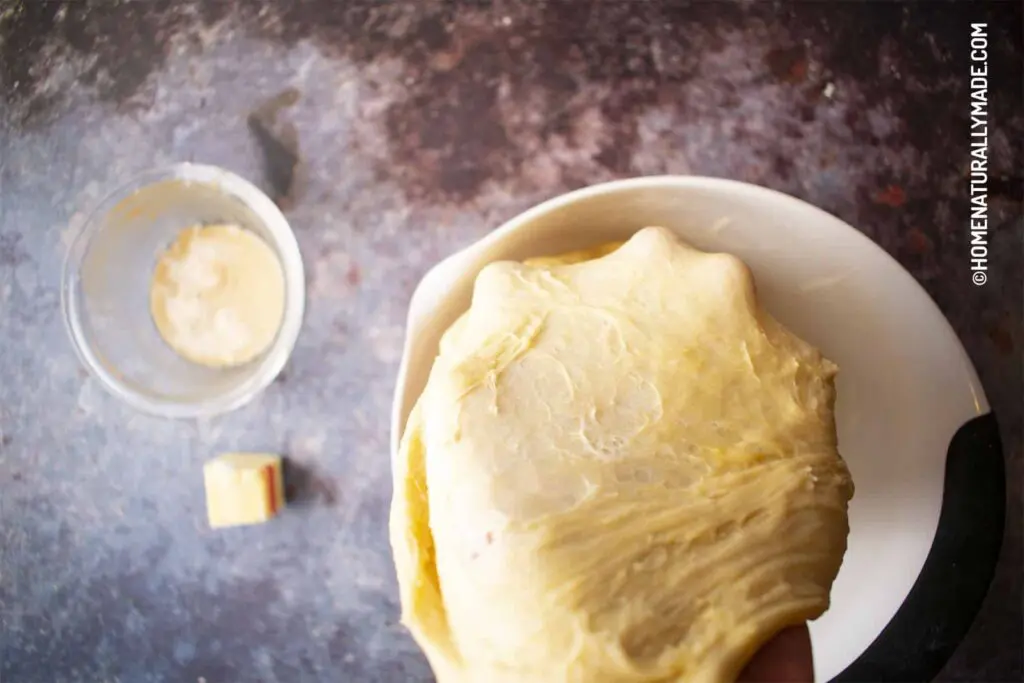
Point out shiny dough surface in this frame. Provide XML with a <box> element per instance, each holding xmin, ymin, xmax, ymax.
<box><xmin>390</xmin><ymin>226</ymin><xmax>854</xmax><ymax>683</ymax></box>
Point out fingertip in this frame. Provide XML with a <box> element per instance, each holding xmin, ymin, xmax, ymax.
<box><xmin>737</xmin><ymin>624</ymin><xmax>813</xmax><ymax>683</ymax></box>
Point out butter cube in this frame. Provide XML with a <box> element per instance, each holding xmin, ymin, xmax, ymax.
<box><xmin>203</xmin><ymin>452</ymin><xmax>285</xmax><ymax>528</ymax></box>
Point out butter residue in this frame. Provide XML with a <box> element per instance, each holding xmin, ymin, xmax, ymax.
<box><xmin>150</xmin><ymin>224</ymin><xmax>285</xmax><ymax>367</ymax></box>
<box><xmin>390</xmin><ymin>227</ymin><xmax>854</xmax><ymax>683</ymax></box>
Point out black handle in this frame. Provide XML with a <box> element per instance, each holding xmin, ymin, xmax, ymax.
<box><xmin>831</xmin><ymin>413</ymin><xmax>1005</xmax><ymax>683</ymax></box>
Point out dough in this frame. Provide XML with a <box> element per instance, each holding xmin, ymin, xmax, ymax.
<box><xmin>390</xmin><ymin>226</ymin><xmax>854</xmax><ymax>683</ymax></box>
<box><xmin>150</xmin><ymin>224</ymin><xmax>286</xmax><ymax>368</ymax></box>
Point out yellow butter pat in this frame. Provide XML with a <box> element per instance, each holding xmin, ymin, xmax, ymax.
<box><xmin>204</xmin><ymin>452</ymin><xmax>285</xmax><ymax>528</ymax></box>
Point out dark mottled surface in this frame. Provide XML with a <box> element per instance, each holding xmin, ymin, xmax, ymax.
<box><xmin>1</xmin><ymin>1</ymin><xmax>1021</xmax><ymax>681</ymax></box>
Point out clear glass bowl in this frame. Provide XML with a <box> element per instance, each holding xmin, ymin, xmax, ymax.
<box><xmin>62</xmin><ymin>163</ymin><xmax>305</xmax><ymax>418</ymax></box>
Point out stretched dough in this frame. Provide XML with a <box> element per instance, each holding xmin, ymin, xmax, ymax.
<box><xmin>391</xmin><ymin>227</ymin><xmax>853</xmax><ymax>683</ymax></box>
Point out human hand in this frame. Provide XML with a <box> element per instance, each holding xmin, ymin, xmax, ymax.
<box><xmin>737</xmin><ymin>624</ymin><xmax>813</xmax><ymax>683</ymax></box>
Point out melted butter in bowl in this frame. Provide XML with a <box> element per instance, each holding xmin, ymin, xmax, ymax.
<box><xmin>62</xmin><ymin>163</ymin><xmax>304</xmax><ymax>418</ymax></box>
<box><xmin>150</xmin><ymin>224</ymin><xmax>286</xmax><ymax>368</ymax></box>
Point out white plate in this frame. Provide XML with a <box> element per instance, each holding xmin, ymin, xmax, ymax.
<box><xmin>391</xmin><ymin>176</ymin><xmax>1004</xmax><ymax>682</ymax></box>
